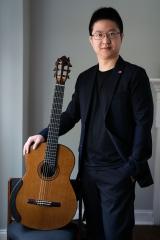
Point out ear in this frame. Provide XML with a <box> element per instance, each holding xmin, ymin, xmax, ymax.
<box><xmin>120</xmin><ymin>33</ymin><xmax>124</xmax><ymax>41</ymax></box>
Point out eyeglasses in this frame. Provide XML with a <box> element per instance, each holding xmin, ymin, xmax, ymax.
<box><xmin>91</xmin><ymin>31</ymin><xmax>121</xmax><ymax>40</ymax></box>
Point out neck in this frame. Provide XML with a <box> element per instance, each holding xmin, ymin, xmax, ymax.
<box><xmin>98</xmin><ymin>56</ymin><xmax>119</xmax><ymax>72</ymax></box>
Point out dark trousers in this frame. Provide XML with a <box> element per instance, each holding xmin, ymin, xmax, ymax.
<box><xmin>81</xmin><ymin>166</ymin><xmax>135</xmax><ymax>240</ymax></box>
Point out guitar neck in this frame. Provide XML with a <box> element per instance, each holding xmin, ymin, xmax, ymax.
<box><xmin>45</xmin><ymin>84</ymin><xmax>65</xmax><ymax>166</ymax></box>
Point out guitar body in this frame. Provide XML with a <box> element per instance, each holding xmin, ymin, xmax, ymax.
<box><xmin>16</xmin><ymin>143</ymin><xmax>77</xmax><ymax>230</ymax></box>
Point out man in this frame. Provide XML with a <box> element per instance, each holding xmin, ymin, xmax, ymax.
<box><xmin>23</xmin><ymin>7</ymin><xmax>153</xmax><ymax>240</ymax></box>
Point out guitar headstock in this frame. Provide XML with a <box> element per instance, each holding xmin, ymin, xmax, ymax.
<box><xmin>53</xmin><ymin>56</ymin><xmax>72</xmax><ymax>85</ymax></box>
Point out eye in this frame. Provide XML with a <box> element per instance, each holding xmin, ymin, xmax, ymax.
<box><xmin>95</xmin><ymin>32</ymin><xmax>103</xmax><ymax>38</ymax></box>
<box><xmin>108</xmin><ymin>32</ymin><xmax>116</xmax><ymax>38</ymax></box>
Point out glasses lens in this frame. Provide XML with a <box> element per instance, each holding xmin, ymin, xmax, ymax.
<box><xmin>94</xmin><ymin>32</ymin><xmax>103</xmax><ymax>40</ymax></box>
<box><xmin>92</xmin><ymin>31</ymin><xmax>120</xmax><ymax>40</ymax></box>
<box><xmin>108</xmin><ymin>32</ymin><xmax>118</xmax><ymax>39</ymax></box>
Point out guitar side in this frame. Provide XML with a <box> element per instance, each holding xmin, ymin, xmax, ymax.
<box><xmin>15</xmin><ymin>143</ymin><xmax>77</xmax><ymax>230</ymax></box>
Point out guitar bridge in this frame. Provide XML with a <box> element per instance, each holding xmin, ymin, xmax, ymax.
<box><xmin>27</xmin><ymin>199</ymin><xmax>61</xmax><ymax>207</ymax></box>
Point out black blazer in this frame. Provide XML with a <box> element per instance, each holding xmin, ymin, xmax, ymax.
<box><xmin>40</xmin><ymin>56</ymin><xmax>154</xmax><ymax>187</ymax></box>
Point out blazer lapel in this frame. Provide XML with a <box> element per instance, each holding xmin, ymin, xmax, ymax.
<box><xmin>103</xmin><ymin>56</ymin><xmax>126</xmax><ymax>117</ymax></box>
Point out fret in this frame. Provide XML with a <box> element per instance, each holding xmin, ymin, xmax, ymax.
<box><xmin>44</xmin><ymin>156</ymin><xmax>56</xmax><ymax>161</ymax></box>
<box><xmin>45</xmin><ymin>150</ymin><xmax>57</xmax><ymax>156</ymax></box>
<box><xmin>47</xmin><ymin>135</ymin><xmax>59</xmax><ymax>141</ymax></box>
<box><xmin>51</xmin><ymin>104</ymin><xmax>63</xmax><ymax>108</ymax></box>
<box><xmin>48</xmin><ymin>125</ymin><xmax>60</xmax><ymax>130</ymax></box>
<box><xmin>46</xmin><ymin>140</ymin><xmax>58</xmax><ymax>144</ymax></box>
<box><xmin>48</xmin><ymin>126</ymin><xmax>60</xmax><ymax>131</ymax></box>
<box><xmin>47</xmin><ymin>137</ymin><xmax>58</xmax><ymax>142</ymax></box>
<box><xmin>45</xmin><ymin>153</ymin><xmax>57</xmax><ymax>161</ymax></box>
<box><xmin>48</xmin><ymin>132</ymin><xmax>59</xmax><ymax>136</ymax></box>
<box><xmin>53</xmin><ymin>93</ymin><xmax>63</xmax><ymax>98</ymax></box>
<box><xmin>47</xmin><ymin>135</ymin><xmax>59</xmax><ymax>140</ymax></box>
<box><xmin>53</xmin><ymin>90</ymin><xmax>64</xmax><ymax>95</ymax></box>
<box><xmin>48</xmin><ymin>130</ymin><xmax>59</xmax><ymax>134</ymax></box>
<box><xmin>48</xmin><ymin>124</ymin><xmax>60</xmax><ymax>128</ymax></box>
<box><xmin>47</xmin><ymin>133</ymin><xmax>59</xmax><ymax>137</ymax></box>
<box><xmin>50</xmin><ymin>112</ymin><xmax>61</xmax><ymax>116</ymax></box>
<box><xmin>53</xmin><ymin>96</ymin><xmax>64</xmax><ymax>101</ymax></box>
<box><xmin>50</xmin><ymin>120</ymin><xmax>61</xmax><ymax>124</ymax></box>
<box><xmin>45</xmin><ymin>153</ymin><xmax>57</xmax><ymax>159</ymax></box>
<box><xmin>50</xmin><ymin>118</ymin><xmax>61</xmax><ymax>123</ymax></box>
<box><xmin>46</xmin><ymin>145</ymin><xmax>58</xmax><ymax>151</ymax></box>
<box><xmin>46</xmin><ymin>142</ymin><xmax>58</xmax><ymax>147</ymax></box>
<box><xmin>53</xmin><ymin>97</ymin><xmax>63</xmax><ymax>101</ymax></box>
<box><xmin>50</xmin><ymin>113</ymin><xmax>61</xmax><ymax>116</ymax></box>
<box><xmin>45</xmin><ymin>148</ymin><xmax>57</xmax><ymax>154</ymax></box>
<box><xmin>48</xmin><ymin>128</ymin><xmax>59</xmax><ymax>132</ymax></box>
<box><xmin>51</xmin><ymin>108</ymin><xmax>62</xmax><ymax>112</ymax></box>
<box><xmin>47</xmin><ymin>134</ymin><xmax>59</xmax><ymax>139</ymax></box>
<box><xmin>50</xmin><ymin>114</ymin><xmax>61</xmax><ymax>118</ymax></box>
<box><xmin>45</xmin><ymin>154</ymin><xmax>57</xmax><ymax>159</ymax></box>
<box><xmin>43</xmin><ymin>162</ymin><xmax>56</xmax><ymax>167</ymax></box>
<box><xmin>45</xmin><ymin>157</ymin><xmax>57</xmax><ymax>162</ymax></box>
<box><xmin>50</xmin><ymin>118</ymin><xmax>61</xmax><ymax>121</ymax></box>
<box><xmin>45</xmin><ymin>145</ymin><xmax>57</xmax><ymax>150</ymax></box>
<box><xmin>46</xmin><ymin>146</ymin><xmax>58</xmax><ymax>152</ymax></box>
<box><xmin>55</xmin><ymin>83</ymin><xmax>65</xmax><ymax>86</ymax></box>
<box><xmin>45</xmin><ymin>156</ymin><xmax>57</xmax><ymax>162</ymax></box>
<box><xmin>51</xmin><ymin>106</ymin><xmax>62</xmax><ymax>109</ymax></box>
<box><xmin>45</xmin><ymin>151</ymin><xmax>57</xmax><ymax>156</ymax></box>
<box><xmin>49</xmin><ymin>123</ymin><xmax>60</xmax><ymax>127</ymax></box>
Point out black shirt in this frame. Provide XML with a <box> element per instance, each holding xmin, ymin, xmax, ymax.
<box><xmin>84</xmin><ymin>69</ymin><xmax>122</xmax><ymax>167</ymax></box>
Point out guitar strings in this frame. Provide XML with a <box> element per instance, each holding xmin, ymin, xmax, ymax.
<box><xmin>38</xmin><ymin>59</ymin><xmax>69</xmax><ymax>203</ymax></box>
<box><xmin>38</xmin><ymin>84</ymin><xmax>61</xmax><ymax>201</ymax></box>
<box><xmin>38</xmin><ymin>83</ymin><xmax>65</xmax><ymax>203</ymax></box>
<box><xmin>38</xmin><ymin>85</ymin><xmax>58</xmax><ymax>202</ymax></box>
<box><xmin>46</xmin><ymin>84</ymin><xmax>64</xmax><ymax>200</ymax></box>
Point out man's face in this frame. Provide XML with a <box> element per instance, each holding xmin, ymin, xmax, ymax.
<box><xmin>89</xmin><ymin>19</ymin><xmax>123</xmax><ymax>61</ymax></box>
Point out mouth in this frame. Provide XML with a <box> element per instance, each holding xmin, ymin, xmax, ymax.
<box><xmin>101</xmin><ymin>47</ymin><xmax>111</xmax><ymax>50</ymax></box>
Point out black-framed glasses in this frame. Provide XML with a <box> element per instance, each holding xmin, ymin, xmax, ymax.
<box><xmin>91</xmin><ymin>31</ymin><xmax>121</xmax><ymax>40</ymax></box>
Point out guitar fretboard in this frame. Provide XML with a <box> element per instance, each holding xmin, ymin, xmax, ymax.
<box><xmin>44</xmin><ymin>84</ymin><xmax>65</xmax><ymax>169</ymax></box>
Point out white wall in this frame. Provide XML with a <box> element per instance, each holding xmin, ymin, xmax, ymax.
<box><xmin>0</xmin><ymin>0</ymin><xmax>23</xmax><ymax>230</ymax></box>
<box><xmin>0</xmin><ymin>0</ymin><xmax>160</xmax><ymax>234</ymax></box>
<box><xmin>0</xmin><ymin>0</ymin><xmax>29</xmax><ymax>232</ymax></box>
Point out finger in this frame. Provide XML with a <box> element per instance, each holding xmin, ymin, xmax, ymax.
<box><xmin>23</xmin><ymin>142</ymin><xmax>30</xmax><ymax>155</ymax></box>
<box><xmin>32</xmin><ymin>138</ymin><xmax>40</xmax><ymax>150</ymax></box>
<box><xmin>23</xmin><ymin>143</ymin><xmax>28</xmax><ymax>155</ymax></box>
<box><xmin>23</xmin><ymin>137</ymin><xmax>33</xmax><ymax>155</ymax></box>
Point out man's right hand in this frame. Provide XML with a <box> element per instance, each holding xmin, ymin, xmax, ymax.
<box><xmin>23</xmin><ymin>135</ymin><xmax>45</xmax><ymax>155</ymax></box>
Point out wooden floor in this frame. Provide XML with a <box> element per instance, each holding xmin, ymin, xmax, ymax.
<box><xmin>133</xmin><ymin>225</ymin><xmax>160</xmax><ymax>240</ymax></box>
<box><xmin>80</xmin><ymin>225</ymin><xmax>160</xmax><ymax>240</ymax></box>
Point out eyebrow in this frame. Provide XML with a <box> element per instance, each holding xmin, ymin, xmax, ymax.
<box><xmin>94</xmin><ymin>28</ymin><xmax>118</xmax><ymax>32</ymax></box>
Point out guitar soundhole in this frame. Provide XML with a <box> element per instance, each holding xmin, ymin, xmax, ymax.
<box><xmin>38</xmin><ymin>162</ymin><xmax>59</xmax><ymax>180</ymax></box>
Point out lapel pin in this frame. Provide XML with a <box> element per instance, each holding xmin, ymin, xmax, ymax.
<box><xmin>118</xmin><ymin>70</ymin><xmax>122</xmax><ymax>74</ymax></box>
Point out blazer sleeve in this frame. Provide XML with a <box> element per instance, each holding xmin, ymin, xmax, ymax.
<box><xmin>39</xmin><ymin>76</ymin><xmax>81</xmax><ymax>140</ymax></box>
<box><xmin>125</xmin><ymin>68</ymin><xmax>154</xmax><ymax>177</ymax></box>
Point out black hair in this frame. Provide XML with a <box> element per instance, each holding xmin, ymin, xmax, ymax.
<box><xmin>89</xmin><ymin>7</ymin><xmax>123</xmax><ymax>35</ymax></box>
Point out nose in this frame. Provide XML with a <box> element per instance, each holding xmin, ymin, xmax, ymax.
<box><xmin>102</xmin><ymin>34</ymin><xmax>111</xmax><ymax>43</ymax></box>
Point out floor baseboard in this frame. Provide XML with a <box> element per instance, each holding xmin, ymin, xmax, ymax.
<box><xmin>74</xmin><ymin>209</ymin><xmax>154</xmax><ymax>225</ymax></box>
<box><xmin>0</xmin><ymin>230</ymin><xmax>7</xmax><ymax>240</ymax></box>
<box><xmin>135</xmin><ymin>210</ymin><xmax>153</xmax><ymax>225</ymax></box>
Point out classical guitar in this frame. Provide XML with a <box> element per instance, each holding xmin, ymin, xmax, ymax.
<box><xmin>15</xmin><ymin>56</ymin><xmax>77</xmax><ymax>230</ymax></box>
